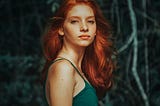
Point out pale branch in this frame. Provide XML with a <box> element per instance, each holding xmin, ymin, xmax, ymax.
<box><xmin>114</xmin><ymin>0</ymin><xmax>121</xmax><ymax>34</ymax></box>
<box><xmin>142</xmin><ymin>0</ymin><xmax>150</xmax><ymax>97</ymax></box>
<box><xmin>125</xmin><ymin>49</ymin><xmax>132</xmax><ymax>84</ymax></box>
<box><xmin>98</xmin><ymin>101</ymin><xmax>105</xmax><ymax>106</ymax></box>
<box><xmin>104</xmin><ymin>94</ymin><xmax>111</xmax><ymax>106</ymax></box>
<box><xmin>117</xmin><ymin>34</ymin><xmax>134</xmax><ymax>53</ymax></box>
<box><xmin>135</xmin><ymin>8</ymin><xmax>159</xmax><ymax>27</ymax></box>
<box><xmin>142</xmin><ymin>0</ymin><xmax>147</xmax><ymax>30</ymax></box>
<box><xmin>115</xmin><ymin>77</ymin><xmax>141</xmax><ymax>102</ymax></box>
<box><xmin>127</xmin><ymin>0</ymin><xmax>149</xmax><ymax>106</ymax></box>
<box><xmin>145</xmin><ymin>38</ymin><xmax>149</xmax><ymax>95</ymax></box>
<box><xmin>138</xmin><ymin>28</ymin><xmax>160</xmax><ymax>36</ymax></box>
<box><xmin>47</xmin><ymin>0</ymin><xmax>54</xmax><ymax>4</ymax></box>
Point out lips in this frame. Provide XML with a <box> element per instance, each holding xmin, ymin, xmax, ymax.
<box><xmin>78</xmin><ymin>35</ymin><xmax>90</xmax><ymax>40</ymax></box>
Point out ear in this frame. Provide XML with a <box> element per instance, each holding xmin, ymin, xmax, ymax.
<box><xmin>58</xmin><ymin>28</ymin><xmax>64</xmax><ymax>36</ymax></box>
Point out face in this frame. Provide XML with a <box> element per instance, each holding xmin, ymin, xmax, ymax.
<box><xmin>59</xmin><ymin>4</ymin><xmax>96</xmax><ymax>48</ymax></box>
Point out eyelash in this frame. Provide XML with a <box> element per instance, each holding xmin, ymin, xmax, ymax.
<box><xmin>70</xmin><ymin>20</ymin><xmax>95</xmax><ymax>25</ymax></box>
<box><xmin>70</xmin><ymin>20</ymin><xmax>79</xmax><ymax>24</ymax></box>
<box><xmin>87</xmin><ymin>20</ymin><xmax>95</xmax><ymax>24</ymax></box>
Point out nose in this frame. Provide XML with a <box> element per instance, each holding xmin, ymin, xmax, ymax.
<box><xmin>80</xmin><ymin>22</ymin><xmax>88</xmax><ymax>32</ymax></box>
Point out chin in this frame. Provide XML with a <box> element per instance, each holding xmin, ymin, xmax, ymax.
<box><xmin>77</xmin><ymin>40</ymin><xmax>94</xmax><ymax>48</ymax></box>
<box><xmin>79</xmin><ymin>43</ymin><xmax>92</xmax><ymax>47</ymax></box>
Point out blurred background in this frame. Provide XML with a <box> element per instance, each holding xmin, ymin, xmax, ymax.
<box><xmin>0</xmin><ymin>0</ymin><xmax>159</xmax><ymax>106</ymax></box>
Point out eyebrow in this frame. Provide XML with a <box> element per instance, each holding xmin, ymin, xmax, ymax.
<box><xmin>68</xmin><ymin>16</ymin><xmax>95</xmax><ymax>20</ymax></box>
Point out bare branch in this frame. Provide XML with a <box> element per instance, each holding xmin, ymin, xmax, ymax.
<box><xmin>142</xmin><ymin>0</ymin><xmax>150</xmax><ymax>97</ymax></box>
<box><xmin>118</xmin><ymin>34</ymin><xmax>134</xmax><ymax>53</ymax></box>
<box><xmin>114</xmin><ymin>0</ymin><xmax>121</xmax><ymax>34</ymax></box>
<box><xmin>127</xmin><ymin>0</ymin><xmax>149</xmax><ymax>106</ymax></box>
<box><xmin>135</xmin><ymin>9</ymin><xmax>159</xmax><ymax>27</ymax></box>
<box><xmin>145</xmin><ymin>38</ymin><xmax>149</xmax><ymax>95</ymax></box>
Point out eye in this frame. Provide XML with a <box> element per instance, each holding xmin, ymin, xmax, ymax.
<box><xmin>87</xmin><ymin>20</ymin><xmax>95</xmax><ymax>24</ymax></box>
<box><xmin>70</xmin><ymin>20</ymin><xmax>79</xmax><ymax>24</ymax></box>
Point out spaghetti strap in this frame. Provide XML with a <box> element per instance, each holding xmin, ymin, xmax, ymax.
<box><xmin>51</xmin><ymin>58</ymin><xmax>86</xmax><ymax>81</ymax></box>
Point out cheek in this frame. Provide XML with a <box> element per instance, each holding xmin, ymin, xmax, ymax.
<box><xmin>64</xmin><ymin>26</ymin><xmax>79</xmax><ymax>36</ymax></box>
<box><xmin>92</xmin><ymin>25</ymin><xmax>96</xmax><ymax>34</ymax></box>
<box><xmin>63</xmin><ymin>26</ymin><xmax>73</xmax><ymax>35</ymax></box>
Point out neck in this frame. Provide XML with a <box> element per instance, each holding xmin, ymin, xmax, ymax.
<box><xmin>57</xmin><ymin>45</ymin><xmax>86</xmax><ymax>69</ymax></box>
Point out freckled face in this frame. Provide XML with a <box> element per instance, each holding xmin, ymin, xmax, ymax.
<box><xmin>60</xmin><ymin>4</ymin><xmax>96</xmax><ymax>48</ymax></box>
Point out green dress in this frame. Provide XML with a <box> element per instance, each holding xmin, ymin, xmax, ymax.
<box><xmin>46</xmin><ymin>58</ymin><xmax>98</xmax><ymax>106</ymax></box>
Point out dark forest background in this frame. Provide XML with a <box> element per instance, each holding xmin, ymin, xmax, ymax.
<box><xmin>0</xmin><ymin>0</ymin><xmax>159</xmax><ymax>106</ymax></box>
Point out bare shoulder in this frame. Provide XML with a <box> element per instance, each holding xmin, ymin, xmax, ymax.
<box><xmin>45</xmin><ymin>59</ymin><xmax>76</xmax><ymax>105</ymax></box>
<box><xmin>47</xmin><ymin>59</ymin><xmax>76</xmax><ymax>83</ymax></box>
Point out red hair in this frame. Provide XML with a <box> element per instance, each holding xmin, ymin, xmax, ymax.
<box><xmin>42</xmin><ymin>0</ymin><xmax>116</xmax><ymax>98</ymax></box>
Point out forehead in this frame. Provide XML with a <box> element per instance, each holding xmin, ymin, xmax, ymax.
<box><xmin>66</xmin><ymin>4</ymin><xmax>94</xmax><ymax>18</ymax></box>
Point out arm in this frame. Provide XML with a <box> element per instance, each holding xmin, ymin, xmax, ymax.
<box><xmin>46</xmin><ymin>60</ymin><xmax>75</xmax><ymax>106</ymax></box>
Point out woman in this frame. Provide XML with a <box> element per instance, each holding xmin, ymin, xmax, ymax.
<box><xmin>41</xmin><ymin>0</ymin><xmax>116</xmax><ymax>106</ymax></box>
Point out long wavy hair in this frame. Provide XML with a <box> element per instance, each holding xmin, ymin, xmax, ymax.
<box><xmin>42</xmin><ymin>0</ymin><xmax>116</xmax><ymax>98</ymax></box>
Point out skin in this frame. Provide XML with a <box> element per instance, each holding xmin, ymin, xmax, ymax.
<box><xmin>45</xmin><ymin>4</ymin><xmax>96</xmax><ymax>106</ymax></box>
